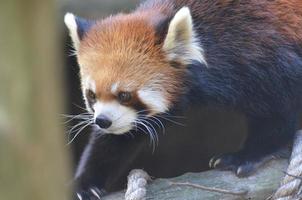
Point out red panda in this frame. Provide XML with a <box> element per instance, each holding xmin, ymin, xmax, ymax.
<box><xmin>64</xmin><ymin>0</ymin><xmax>302</xmax><ymax>199</ymax></box>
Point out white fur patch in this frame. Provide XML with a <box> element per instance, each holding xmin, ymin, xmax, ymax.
<box><xmin>93</xmin><ymin>101</ymin><xmax>137</xmax><ymax>135</ymax></box>
<box><xmin>82</xmin><ymin>76</ymin><xmax>96</xmax><ymax>92</ymax></box>
<box><xmin>64</xmin><ymin>13</ymin><xmax>80</xmax><ymax>51</ymax></box>
<box><xmin>111</xmin><ymin>82</ymin><xmax>119</xmax><ymax>94</ymax></box>
<box><xmin>163</xmin><ymin>7</ymin><xmax>206</xmax><ymax>65</ymax></box>
<box><xmin>138</xmin><ymin>88</ymin><xmax>169</xmax><ymax>114</ymax></box>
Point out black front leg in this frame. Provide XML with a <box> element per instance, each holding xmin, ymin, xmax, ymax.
<box><xmin>73</xmin><ymin>130</ymin><xmax>147</xmax><ymax>199</ymax></box>
<box><xmin>210</xmin><ymin>113</ymin><xmax>297</xmax><ymax>177</ymax></box>
<box><xmin>73</xmin><ymin>133</ymin><xmax>108</xmax><ymax>200</ymax></box>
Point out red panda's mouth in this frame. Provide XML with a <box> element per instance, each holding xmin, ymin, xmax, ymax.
<box><xmin>92</xmin><ymin>101</ymin><xmax>137</xmax><ymax>135</ymax></box>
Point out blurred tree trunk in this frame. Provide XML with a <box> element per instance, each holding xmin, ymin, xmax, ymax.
<box><xmin>0</xmin><ymin>0</ymin><xmax>71</xmax><ymax>200</ymax></box>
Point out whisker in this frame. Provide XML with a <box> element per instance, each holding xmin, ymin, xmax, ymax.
<box><xmin>67</xmin><ymin>118</ymin><xmax>93</xmax><ymax>141</ymax></box>
<box><xmin>138</xmin><ymin>118</ymin><xmax>159</xmax><ymax>144</ymax></box>
<box><xmin>150</xmin><ymin>116</ymin><xmax>166</xmax><ymax>134</ymax></box>
<box><xmin>72</xmin><ymin>103</ymin><xmax>89</xmax><ymax>112</ymax></box>
<box><xmin>161</xmin><ymin>113</ymin><xmax>186</xmax><ymax>119</ymax></box>
<box><xmin>135</xmin><ymin>125</ymin><xmax>152</xmax><ymax>145</ymax></box>
<box><xmin>135</xmin><ymin>120</ymin><xmax>151</xmax><ymax>137</ymax></box>
<box><xmin>134</xmin><ymin>120</ymin><xmax>138</xmax><ymax>132</ymax></box>
<box><xmin>138</xmin><ymin>115</ymin><xmax>165</xmax><ymax>135</ymax></box>
<box><xmin>126</xmin><ymin>130</ymin><xmax>135</xmax><ymax>139</ymax></box>
<box><xmin>67</xmin><ymin>119</ymin><xmax>90</xmax><ymax>133</ymax></box>
<box><xmin>61</xmin><ymin>113</ymin><xmax>93</xmax><ymax>124</ymax></box>
<box><xmin>67</xmin><ymin>121</ymin><xmax>93</xmax><ymax>145</ymax></box>
<box><xmin>67</xmin><ymin>44</ymin><xmax>77</xmax><ymax>57</ymax></box>
<box><xmin>156</xmin><ymin>115</ymin><xmax>186</xmax><ymax>126</ymax></box>
<box><xmin>135</xmin><ymin>120</ymin><xmax>156</xmax><ymax>151</ymax></box>
<box><xmin>62</xmin><ymin>113</ymin><xmax>92</xmax><ymax>118</ymax></box>
<box><xmin>136</xmin><ymin>109</ymin><xmax>151</xmax><ymax>114</ymax></box>
<box><xmin>62</xmin><ymin>113</ymin><xmax>91</xmax><ymax>119</ymax></box>
<box><xmin>136</xmin><ymin>108</ymin><xmax>185</xmax><ymax>119</ymax></box>
<box><xmin>135</xmin><ymin>108</ymin><xmax>186</xmax><ymax>127</ymax></box>
<box><xmin>63</xmin><ymin>116</ymin><xmax>92</xmax><ymax>124</ymax></box>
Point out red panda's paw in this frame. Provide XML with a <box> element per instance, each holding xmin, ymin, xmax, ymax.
<box><xmin>75</xmin><ymin>186</ymin><xmax>106</xmax><ymax>200</ymax></box>
<box><xmin>209</xmin><ymin>149</ymin><xmax>289</xmax><ymax>177</ymax></box>
<box><xmin>209</xmin><ymin>153</ymin><xmax>262</xmax><ymax>177</ymax></box>
<box><xmin>209</xmin><ymin>153</ymin><xmax>240</xmax><ymax>172</ymax></box>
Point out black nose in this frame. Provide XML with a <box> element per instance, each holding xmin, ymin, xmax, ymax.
<box><xmin>95</xmin><ymin>115</ymin><xmax>112</xmax><ymax>129</ymax></box>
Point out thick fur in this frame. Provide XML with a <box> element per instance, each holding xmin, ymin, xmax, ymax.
<box><xmin>66</xmin><ymin>0</ymin><xmax>302</xmax><ymax>198</ymax></box>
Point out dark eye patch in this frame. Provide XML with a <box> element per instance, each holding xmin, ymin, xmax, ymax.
<box><xmin>121</xmin><ymin>92</ymin><xmax>149</xmax><ymax>115</ymax></box>
<box><xmin>87</xmin><ymin>89</ymin><xmax>96</xmax><ymax>100</ymax></box>
<box><xmin>132</xmin><ymin>100</ymin><xmax>149</xmax><ymax>115</ymax></box>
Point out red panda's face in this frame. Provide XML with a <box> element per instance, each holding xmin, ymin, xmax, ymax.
<box><xmin>64</xmin><ymin>7</ymin><xmax>205</xmax><ymax>135</ymax></box>
<box><xmin>77</xmin><ymin>16</ymin><xmax>185</xmax><ymax>134</ymax></box>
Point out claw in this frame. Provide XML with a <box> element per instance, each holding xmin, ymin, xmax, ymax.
<box><xmin>209</xmin><ymin>149</ymin><xmax>289</xmax><ymax>177</ymax></box>
<box><xmin>76</xmin><ymin>193</ymin><xmax>83</xmax><ymax>200</ymax></box>
<box><xmin>90</xmin><ymin>188</ymin><xmax>101</xmax><ymax>200</ymax></box>
<box><xmin>75</xmin><ymin>186</ymin><xmax>106</xmax><ymax>200</ymax></box>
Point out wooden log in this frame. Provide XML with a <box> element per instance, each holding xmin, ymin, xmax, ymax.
<box><xmin>104</xmin><ymin>159</ymin><xmax>288</xmax><ymax>200</ymax></box>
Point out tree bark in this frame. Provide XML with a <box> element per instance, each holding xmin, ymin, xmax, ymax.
<box><xmin>0</xmin><ymin>0</ymin><xmax>71</xmax><ymax>200</ymax></box>
<box><xmin>104</xmin><ymin>159</ymin><xmax>288</xmax><ymax>200</ymax></box>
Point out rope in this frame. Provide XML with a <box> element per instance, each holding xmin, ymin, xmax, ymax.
<box><xmin>273</xmin><ymin>130</ymin><xmax>302</xmax><ymax>200</ymax></box>
<box><xmin>125</xmin><ymin>169</ymin><xmax>151</xmax><ymax>200</ymax></box>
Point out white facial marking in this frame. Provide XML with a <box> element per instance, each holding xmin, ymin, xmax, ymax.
<box><xmin>64</xmin><ymin>13</ymin><xmax>80</xmax><ymax>51</ymax></box>
<box><xmin>82</xmin><ymin>76</ymin><xmax>96</xmax><ymax>92</ymax></box>
<box><xmin>93</xmin><ymin>101</ymin><xmax>137</xmax><ymax>135</ymax></box>
<box><xmin>163</xmin><ymin>7</ymin><xmax>207</xmax><ymax>65</ymax></box>
<box><xmin>138</xmin><ymin>88</ymin><xmax>169</xmax><ymax>114</ymax></box>
<box><xmin>111</xmin><ymin>82</ymin><xmax>119</xmax><ymax>94</ymax></box>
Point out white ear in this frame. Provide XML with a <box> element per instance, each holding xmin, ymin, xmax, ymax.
<box><xmin>163</xmin><ymin>7</ymin><xmax>206</xmax><ymax>65</ymax></box>
<box><xmin>64</xmin><ymin>13</ymin><xmax>80</xmax><ymax>51</ymax></box>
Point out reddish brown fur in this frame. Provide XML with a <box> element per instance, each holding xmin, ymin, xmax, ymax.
<box><xmin>78</xmin><ymin>12</ymin><xmax>186</xmax><ymax>106</ymax></box>
<box><xmin>267</xmin><ymin>0</ymin><xmax>302</xmax><ymax>41</ymax></box>
<box><xmin>192</xmin><ymin>0</ymin><xmax>302</xmax><ymax>42</ymax></box>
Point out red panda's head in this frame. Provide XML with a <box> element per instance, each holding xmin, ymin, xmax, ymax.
<box><xmin>64</xmin><ymin>7</ymin><xmax>205</xmax><ymax>135</ymax></box>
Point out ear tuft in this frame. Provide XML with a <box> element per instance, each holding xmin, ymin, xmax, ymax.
<box><xmin>64</xmin><ymin>13</ymin><xmax>80</xmax><ymax>51</ymax></box>
<box><xmin>163</xmin><ymin>7</ymin><xmax>206</xmax><ymax>66</ymax></box>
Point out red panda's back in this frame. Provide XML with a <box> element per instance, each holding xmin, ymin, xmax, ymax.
<box><xmin>141</xmin><ymin>0</ymin><xmax>302</xmax><ymax>43</ymax></box>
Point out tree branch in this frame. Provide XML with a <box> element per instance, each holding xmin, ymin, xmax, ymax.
<box><xmin>104</xmin><ymin>159</ymin><xmax>288</xmax><ymax>200</ymax></box>
<box><xmin>169</xmin><ymin>181</ymin><xmax>248</xmax><ymax>196</ymax></box>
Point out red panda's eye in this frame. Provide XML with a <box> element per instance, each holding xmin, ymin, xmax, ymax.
<box><xmin>118</xmin><ymin>92</ymin><xmax>132</xmax><ymax>103</ymax></box>
<box><xmin>87</xmin><ymin>89</ymin><xmax>96</xmax><ymax>101</ymax></box>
